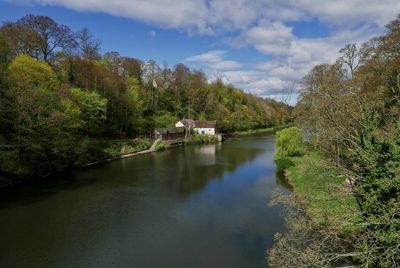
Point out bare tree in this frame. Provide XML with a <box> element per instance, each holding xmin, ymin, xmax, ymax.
<box><xmin>17</xmin><ymin>14</ymin><xmax>77</xmax><ymax>62</ymax></box>
<box><xmin>76</xmin><ymin>27</ymin><xmax>101</xmax><ymax>60</ymax></box>
<box><xmin>337</xmin><ymin>43</ymin><xmax>360</xmax><ymax>78</ymax></box>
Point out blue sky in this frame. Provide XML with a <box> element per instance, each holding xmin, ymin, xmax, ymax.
<box><xmin>1</xmin><ymin>0</ymin><xmax>399</xmax><ymax>104</ymax></box>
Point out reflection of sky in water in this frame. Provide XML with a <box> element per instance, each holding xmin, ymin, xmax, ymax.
<box><xmin>0</xmin><ymin>134</ymin><xmax>289</xmax><ymax>268</ymax></box>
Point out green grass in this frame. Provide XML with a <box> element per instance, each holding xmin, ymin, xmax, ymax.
<box><xmin>228</xmin><ymin>125</ymin><xmax>289</xmax><ymax>136</ymax></box>
<box><xmin>283</xmin><ymin>151</ymin><xmax>360</xmax><ymax>232</ymax></box>
<box><xmin>103</xmin><ymin>138</ymin><xmax>151</xmax><ymax>157</ymax></box>
<box><xmin>186</xmin><ymin>134</ymin><xmax>219</xmax><ymax>144</ymax></box>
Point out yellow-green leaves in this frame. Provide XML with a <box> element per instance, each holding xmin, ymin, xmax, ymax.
<box><xmin>7</xmin><ymin>55</ymin><xmax>58</xmax><ymax>91</ymax></box>
<box><xmin>275</xmin><ymin>127</ymin><xmax>304</xmax><ymax>159</ymax></box>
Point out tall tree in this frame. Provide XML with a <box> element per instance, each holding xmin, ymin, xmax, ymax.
<box><xmin>76</xmin><ymin>27</ymin><xmax>101</xmax><ymax>60</ymax></box>
<box><xmin>0</xmin><ymin>22</ymin><xmax>41</xmax><ymax>58</ymax></box>
<box><xmin>17</xmin><ymin>14</ymin><xmax>77</xmax><ymax>62</ymax></box>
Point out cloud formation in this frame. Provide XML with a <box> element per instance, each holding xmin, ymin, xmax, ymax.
<box><xmin>13</xmin><ymin>0</ymin><xmax>400</xmax><ymax>101</ymax></box>
<box><xmin>185</xmin><ymin>50</ymin><xmax>242</xmax><ymax>70</ymax></box>
<box><xmin>15</xmin><ymin>0</ymin><xmax>400</xmax><ymax>33</ymax></box>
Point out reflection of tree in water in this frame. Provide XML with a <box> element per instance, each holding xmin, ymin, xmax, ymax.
<box><xmin>157</xmin><ymin>143</ymin><xmax>265</xmax><ymax>198</ymax></box>
<box><xmin>0</xmin><ymin>141</ymin><xmax>266</xmax><ymax>206</ymax></box>
<box><xmin>275</xmin><ymin>167</ymin><xmax>294</xmax><ymax>192</ymax></box>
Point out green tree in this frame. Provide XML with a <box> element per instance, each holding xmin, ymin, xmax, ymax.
<box><xmin>275</xmin><ymin>127</ymin><xmax>304</xmax><ymax>158</ymax></box>
<box><xmin>69</xmin><ymin>87</ymin><xmax>107</xmax><ymax>136</ymax></box>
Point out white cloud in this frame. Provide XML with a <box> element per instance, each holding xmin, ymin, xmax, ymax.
<box><xmin>13</xmin><ymin>0</ymin><xmax>400</xmax><ymax>33</ymax></box>
<box><xmin>12</xmin><ymin>0</ymin><xmax>400</xmax><ymax>101</ymax></box>
<box><xmin>185</xmin><ymin>15</ymin><xmax>388</xmax><ymax>100</ymax></box>
<box><xmin>208</xmin><ymin>60</ymin><xmax>242</xmax><ymax>70</ymax></box>
<box><xmin>245</xmin><ymin>21</ymin><xmax>294</xmax><ymax>56</ymax></box>
<box><xmin>185</xmin><ymin>50</ymin><xmax>242</xmax><ymax>70</ymax></box>
<box><xmin>186</xmin><ymin>50</ymin><xmax>225</xmax><ymax>62</ymax></box>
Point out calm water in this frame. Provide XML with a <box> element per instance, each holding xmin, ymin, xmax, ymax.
<box><xmin>0</xmin><ymin>134</ymin><xmax>289</xmax><ymax>268</ymax></box>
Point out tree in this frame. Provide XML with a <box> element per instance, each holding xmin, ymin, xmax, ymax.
<box><xmin>0</xmin><ymin>14</ymin><xmax>291</xmax><ymax>180</ymax></box>
<box><xmin>286</xmin><ymin>14</ymin><xmax>400</xmax><ymax>268</ymax></box>
<box><xmin>0</xmin><ymin>32</ymin><xmax>12</xmax><ymax>85</ymax></box>
<box><xmin>17</xmin><ymin>14</ymin><xmax>77</xmax><ymax>62</ymax></box>
<box><xmin>337</xmin><ymin>43</ymin><xmax>360</xmax><ymax>78</ymax></box>
<box><xmin>120</xmin><ymin>56</ymin><xmax>143</xmax><ymax>81</ymax></box>
<box><xmin>68</xmin><ymin>87</ymin><xmax>107</xmax><ymax>135</ymax></box>
<box><xmin>4</xmin><ymin>55</ymin><xmax>59</xmax><ymax>175</ymax></box>
<box><xmin>0</xmin><ymin>22</ymin><xmax>41</xmax><ymax>58</ymax></box>
<box><xmin>275</xmin><ymin>127</ymin><xmax>304</xmax><ymax>158</ymax></box>
<box><xmin>76</xmin><ymin>27</ymin><xmax>101</xmax><ymax>60</ymax></box>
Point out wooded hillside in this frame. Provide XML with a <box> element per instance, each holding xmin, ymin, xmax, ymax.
<box><xmin>0</xmin><ymin>14</ymin><xmax>290</xmax><ymax>179</ymax></box>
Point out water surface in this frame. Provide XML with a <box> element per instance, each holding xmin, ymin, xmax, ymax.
<box><xmin>0</xmin><ymin>134</ymin><xmax>288</xmax><ymax>268</ymax></box>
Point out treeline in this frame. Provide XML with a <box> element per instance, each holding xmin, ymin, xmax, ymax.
<box><xmin>271</xmin><ymin>16</ymin><xmax>400</xmax><ymax>267</ymax></box>
<box><xmin>0</xmin><ymin>14</ymin><xmax>289</xmax><ymax>180</ymax></box>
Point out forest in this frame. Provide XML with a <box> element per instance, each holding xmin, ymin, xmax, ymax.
<box><xmin>270</xmin><ymin>15</ymin><xmax>400</xmax><ymax>267</ymax></box>
<box><xmin>0</xmin><ymin>14</ymin><xmax>290</xmax><ymax>181</ymax></box>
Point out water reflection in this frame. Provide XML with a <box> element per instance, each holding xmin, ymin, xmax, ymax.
<box><xmin>0</xmin><ymin>134</ymin><xmax>286</xmax><ymax>268</ymax></box>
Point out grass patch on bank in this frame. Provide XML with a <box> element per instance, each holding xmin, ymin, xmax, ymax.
<box><xmin>281</xmin><ymin>151</ymin><xmax>360</xmax><ymax>232</ymax></box>
<box><xmin>228</xmin><ymin>125</ymin><xmax>288</xmax><ymax>136</ymax></box>
<box><xmin>103</xmin><ymin>138</ymin><xmax>151</xmax><ymax>157</ymax></box>
<box><xmin>186</xmin><ymin>134</ymin><xmax>220</xmax><ymax>144</ymax></box>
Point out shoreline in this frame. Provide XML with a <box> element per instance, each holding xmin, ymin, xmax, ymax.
<box><xmin>0</xmin><ymin>127</ymin><xmax>287</xmax><ymax>189</ymax></box>
<box><xmin>277</xmin><ymin>151</ymin><xmax>359</xmax><ymax>227</ymax></box>
<box><xmin>0</xmin><ymin>135</ymin><xmax>221</xmax><ymax>189</ymax></box>
<box><xmin>223</xmin><ymin>125</ymin><xmax>289</xmax><ymax>137</ymax></box>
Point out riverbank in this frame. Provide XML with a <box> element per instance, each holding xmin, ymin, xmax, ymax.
<box><xmin>279</xmin><ymin>151</ymin><xmax>359</xmax><ymax>229</ymax></box>
<box><xmin>268</xmin><ymin>150</ymin><xmax>362</xmax><ymax>267</ymax></box>
<box><xmin>0</xmin><ymin>131</ymin><xmax>282</xmax><ymax>268</ymax></box>
<box><xmin>224</xmin><ymin>125</ymin><xmax>289</xmax><ymax>137</ymax></box>
<box><xmin>0</xmin><ymin>134</ymin><xmax>223</xmax><ymax>188</ymax></box>
<box><xmin>0</xmin><ymin>127</ymin><xmax>278</xmax><ymax>189</ymax></box>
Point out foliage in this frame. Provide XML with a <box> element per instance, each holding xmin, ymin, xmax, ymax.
<box><xmin>104</xmin><ymin>138</ymin><xmax>151</xmax><ymax>157</ymax></box>
<box><xmin>152</xmin><ymin>113</ymin><xmax>179</xmax><ymax>128</ymax></box>
<box><xmin>7</xmin><ymin>55</ymin><xmax>58</xmax><ymax>91</ymax></box>
<box><xmin>188</xmin><ymin>133</ymin><xmax>219</xmax><ymax>144</ymax></box>
<box><xmin>277</xmin><ymin>14</ymin><xmax>400</xmax><ymax>267</ymax></box>
<box><xmin>155</xmin><ymin>140</ymin><xmax>170</xmax><ymax>151</ymax></box>
<box><xmin>68</xmin><ymin>87</ymin><xmax>107</xmax><ymax>135</ymax></box>
<box><xmin>16</xmin><ymin>14</ymin><xmax>77</xmax><ymax>62</ymax></box>
<box><xmin>352</xmin><ymin>117</ymin><xmax>400</xmax><ymax>267</ymax></box>
<box><xmin>284</xmin><ymin>152</ymin><xmax>359</xmax><ymax>225</ymax></box>
<box><xmin>275</xmin><ymin>127</ymin><xmax>304</xmax><ymax>158</ymax></box>
<box><xmin>268</xmin><ymin>191</ymin><xmax>357</xmax><ymax>268</ymax></box>
<box><xmin>0</xmin><ymin>14</ymin><xmax>290</xmax><ymax>183</ymax></box>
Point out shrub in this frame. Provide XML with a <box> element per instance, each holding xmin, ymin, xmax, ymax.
<box><xmin>275</xmin><ymin>127</ymin><xmax>304</xmax><ymax>158</ymax></box>
<box><xmin>155</xmin><ymin>140</ymin><xmax>170</xmax><ymax>151</ymax></box>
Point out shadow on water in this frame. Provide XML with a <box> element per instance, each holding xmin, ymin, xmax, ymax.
<box><xmin>0</xmin><ymin>134</ymin><xmax>288</xmax><ymax>268</ymax></box>
<box><xmin>275</xmin><ymin>167</ymin><xmax>295</xmax><ymax>192</ymax></box>
<box><xmin>0</xmin><ymin>141</ymin><xmax>264</xmax><ymax>208</ymax></box>
<box><xmin>274</xmin><ymin>158</ymin><xmax>295</xmax><ymax>191</ymax></box>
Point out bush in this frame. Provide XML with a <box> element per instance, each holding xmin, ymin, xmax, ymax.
<box><xmin>155</xmin><ymin>140</ymin><xmax>170</xmax><ymax>151</ymax></box>
<box><xmin>275</xmin><ymin>127</ymin><xmax>304</xmax><ymax>158</ymax></box>
<box><xmin>275</xmin><ymin>157</ymin><xmax>295</xmax><ymax>171</ymax></box>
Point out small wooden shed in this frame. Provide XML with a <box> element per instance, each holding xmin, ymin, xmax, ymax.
<box><xmin>152</xmin><ymin>127</ymin><xmax>186</xmax><ymax>140</ymax></box>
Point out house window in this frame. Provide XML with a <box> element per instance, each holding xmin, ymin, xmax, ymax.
<box><xmin>201</xmin><ymin>130</ymin><xmax>205</xmax><ymax>134</ymax></box>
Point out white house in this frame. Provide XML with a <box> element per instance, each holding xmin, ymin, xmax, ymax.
<box><xmin>175</xmin><ymin>119</ymin><xmax>217</xmax><ymax>135</ymax></box>
<box><xmin>193</xmin><ymin>120</ymin><xmax>216</xmax><ymax>135</ymax></box>
<box><xmin>175</xmin><ymin>119</ymin><xmax>195</xmax><ymax>129</ymax></box>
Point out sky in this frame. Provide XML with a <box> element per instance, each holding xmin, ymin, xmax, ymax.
<box><xmin>1</xmin><ymin>0</ymin><xmax>399</xmax><ymax>104</ymax></box>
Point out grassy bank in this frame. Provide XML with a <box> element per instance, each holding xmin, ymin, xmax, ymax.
<box><xmin>102</xmin><ymin>139</ymin><xmax>151</xmax><ymax>158</ymax></box>
<box><xmin>154</xmin><ymin>134</ymin><xmax>221</xmax><ymax>151</ymax></box>
<box><xmin>279</xmin><ymin>151</ymin><xmax>360</xmax><ymax>230</ymax></box>
<box><xmin>226</xmin><ymin>125</ymin><xmax>289</xmax><ymax>136</ymax></box>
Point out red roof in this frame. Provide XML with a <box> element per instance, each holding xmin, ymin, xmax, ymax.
<box><xmin>194</xmin><ymin>120</ymin><xmax>216</xmax><ymax>128</ymax></box>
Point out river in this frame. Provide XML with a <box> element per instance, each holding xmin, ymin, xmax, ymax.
<box><xmin>0</xmin><ymin>134</ymin><xmax>289</xmax><ymax>268</ymax></box>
